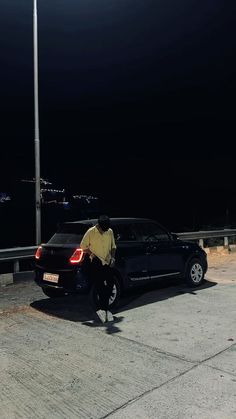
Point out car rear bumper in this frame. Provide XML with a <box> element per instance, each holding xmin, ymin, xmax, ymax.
<box><xmin>34</xmin><ymin>267</ymin><xmax>90</xmax><ymax>293</ymax></box>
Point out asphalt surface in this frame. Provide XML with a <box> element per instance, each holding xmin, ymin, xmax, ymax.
<box><xmin>0</xmin><ymin>253</ymin><xmax>236</xmax><ymax>419</ymax></box>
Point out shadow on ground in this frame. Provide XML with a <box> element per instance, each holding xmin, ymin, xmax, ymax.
<box><xmin>116</xmin><ymin>277</ymin><xmax>217</xmax><ymax>312</ymax></box>
<box><xmin>30</xmin><ymin>277</ymin><xmax>217</xmax><ymax>335</ymax></box>
<box><xmin>30</xmin><ymin>294</ymin><xmax>125</xmax><ymax>334</ymax></box>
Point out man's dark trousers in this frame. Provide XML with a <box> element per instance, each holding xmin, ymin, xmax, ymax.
<box><xmin>90</xmin><ymin>257</ymin><xmax>114</xmax><ymax>311</ymax></box>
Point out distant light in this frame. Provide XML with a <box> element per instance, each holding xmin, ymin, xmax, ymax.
<box><xmin>0</xmin><ymin>193</ymin><xmax>11</xmax><ymax>203</ymax></box>
<box><xmin>41</xmin><ymin>188</ymin><xmax>65</xmax><ymax>193</ymax></box>
<box><xmin>21</xmin><ymin>178</ymin><xmax>52</xmax><ymax>185</ymax></box>
<box><xmin>73</xmin><ymin>194</ymin><xmax>98</xmax><ymax>202</ymax></box>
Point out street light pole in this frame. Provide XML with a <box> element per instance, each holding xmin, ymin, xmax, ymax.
<box><xmin>33</xmin><ymin>0</ymin><xmax>41</xmax><ymax>245</ymax></box>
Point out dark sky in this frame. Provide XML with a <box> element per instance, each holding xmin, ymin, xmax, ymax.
<box><xmin>1</xmin><ymin>0</ymin><xmax>236</xmax><ymax>228</ymax></box>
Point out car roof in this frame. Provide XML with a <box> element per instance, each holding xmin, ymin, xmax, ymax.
<box><xmin>62</xmin><ymin>217</ymin><xmax>157</xmax><ymax>226</ymax></box>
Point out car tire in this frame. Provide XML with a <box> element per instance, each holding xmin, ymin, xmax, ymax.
<box><xmin>42</xmin><ymin>287</ymin><xmax>66</xmax><ymax>298</ymax></box>
<box><xmin>89</xmin><ymin>274</ymin><xmax>121</xmax><ymax>310</ymax></box>
<box><xmin>185</xmin><ymin>258</ymin><xmax>205</xmax><ymax>287</ymax></box>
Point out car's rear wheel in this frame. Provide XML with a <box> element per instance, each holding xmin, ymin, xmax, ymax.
<box><xmin>42</xmin><ymin>287</ymin><xmax>66</xmax><ymax>298</ymax></box>
<box><xmin>90</xmin><ymin>275</ymin><xmax>121</xmax><ymax>310</ymax></box>
<box><xmin>185</xmin><ymin>258</ymin><xmax>205</xmax><ymax>287</ymax></box>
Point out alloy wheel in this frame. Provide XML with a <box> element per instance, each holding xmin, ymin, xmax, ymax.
<box><xmin>190</xmin><ymin>263</ymin><xmax>203</xmax><ymax>284</ymax></box>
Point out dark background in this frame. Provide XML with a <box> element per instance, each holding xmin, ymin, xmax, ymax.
<box><xmin>0</xmin><ymin>0</ymin><xmax>235</xmax><ymax>246</ymax></box>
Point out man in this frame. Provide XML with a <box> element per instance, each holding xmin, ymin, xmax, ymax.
<box><xmin>80</xmin><ymin>215</ymin><xmax>116</xmax><ymax>323</ymax></box>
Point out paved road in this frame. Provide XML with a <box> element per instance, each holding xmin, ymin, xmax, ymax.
<box><xmin>0</xmin><ymin>254</ymin><xmax>236</xmax><ymax>419</ymax></box>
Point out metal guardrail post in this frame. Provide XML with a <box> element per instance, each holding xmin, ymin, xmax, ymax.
<box><xmin>199</xmin><ymin>238</ymin><xmax>204</xmax><ymax>248</ymax></box>
<box><xmin>14</xmin><ymin>260</ymin><xmax>20</xmax><ymax>273</ymax></box>
<box><xmin>224</xmin><ymin>236</ymin><xmax>229</xmax><ymax>247</ymax></box>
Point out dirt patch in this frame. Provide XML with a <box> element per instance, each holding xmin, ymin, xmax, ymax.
<box><xmin>205</xmin><ymin>250</ymin><xmax>236</xmax><ymax>285</ymax></box>
<box><xmin>207</xmin><ymin>251</ymin><xmax>236</xmax><ymax>268</ymax></box>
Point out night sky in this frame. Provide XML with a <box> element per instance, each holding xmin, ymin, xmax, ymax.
<box><xmin>1</xmin><ymin>0</ymin><xmax>236</xmax><ymax>232</ymax></box>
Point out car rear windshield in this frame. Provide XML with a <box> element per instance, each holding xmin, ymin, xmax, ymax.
<box><xmin>47</xmin><ymin>223</ymin><xmax>92</xmax><ymax>245</ymax></box>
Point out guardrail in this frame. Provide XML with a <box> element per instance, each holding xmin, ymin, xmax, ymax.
<box><xmin>177</xmin><ymin>229</ymin><xmax>236</xmax><ymax>248</ymax></box>
<box><xmin>0</xmin><ymin>246</ymin><xmax>37</xmax><ymax>273</ymax></box>
<box><xmin>1</xmin><ymin>228</ymin><xmax>236</xmax><ymax>273</ymax></box>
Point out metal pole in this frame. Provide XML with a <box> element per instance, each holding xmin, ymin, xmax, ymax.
<box><xmin>33</xmin><ymin>0</ymin><xmax>41</xmax><ymax>245</ymax></box>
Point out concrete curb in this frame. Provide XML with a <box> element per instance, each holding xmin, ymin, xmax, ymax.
<box><xmin>0</xmin><ymin>273</ymin><xmax>13</xmax><ymax>286</ymax></box>
<box><xmin>0</xmin><ymin>271</ymin><xmax>34</xmax><ymax>287</ymax></box>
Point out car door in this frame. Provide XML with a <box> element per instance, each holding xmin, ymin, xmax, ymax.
<box><xmin>112</xmin><ymin>223</ymin><xmax>149</xmax><ymax>285</ymax></box>
<box><xmin>133</xmin><ymin>222</ymin><xmax>185</xmax><ymax>281</ymax></box>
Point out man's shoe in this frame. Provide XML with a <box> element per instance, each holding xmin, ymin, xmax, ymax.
<box><xmin>96</xmin><ymin>309</ymin><xmax>106</xmax><ymax>323</ymax></box>
<box><xmin>106</xmin><ymin>310</ymin><xmax>114</xmax><ymax>322</ymax></box>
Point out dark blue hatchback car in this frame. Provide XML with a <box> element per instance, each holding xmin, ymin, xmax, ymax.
<box><xmin>34</xmin><ymin>217</ymin><xmax>208</xmax><ymax>307</ymax></box>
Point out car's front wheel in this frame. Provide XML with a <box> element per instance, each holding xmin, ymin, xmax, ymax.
<box><xmin>185</xmin><ymin>258</ymin><xmax>205</xmax><ymax>287</ymax></box>
<box><xmin>42</xmin><ymin>287</ymin><xmax>66</xmax><ymax>298</ymax></box>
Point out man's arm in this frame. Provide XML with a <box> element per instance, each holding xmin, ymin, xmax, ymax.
<box><xmin>110</xmin><ymin>230</ymin><xmax>116</xmax><ymax>267</ymax></box>
<box><xmin>80</xmin><ymin>230</ymin><xmax>92</xmax><ymax>255</ymax></box>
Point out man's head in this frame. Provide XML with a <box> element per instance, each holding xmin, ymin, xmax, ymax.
<box><xmin>98</xmin><ymin>215</ymin><xmax>110</xmax><ymax>232</ymax></box>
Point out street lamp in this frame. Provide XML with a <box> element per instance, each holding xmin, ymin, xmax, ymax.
<box><xmin>33</xmin><ymin>0</ymin><xmax>41</xmax><ymax>245</ymax></box>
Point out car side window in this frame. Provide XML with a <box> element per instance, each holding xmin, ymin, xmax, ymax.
<box><xmin>112</xmin><ymin>224</ymin><xmax>136</xmax><ymax>242</ymax></box>
<box><xmin>133</xmin><ymin>222</ymin><xmax>170</xmax><ymax>242</ymax></box>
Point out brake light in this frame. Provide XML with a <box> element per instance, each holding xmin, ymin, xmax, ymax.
<box><xmin>69</xmin><ymin>248</ymin><xmax>84</xmax><ymax>264</ymax></box>
<box><xmin>35</xmin><ymin>246</ymin><xmax>42</xmax><ymax>259</ymax></box>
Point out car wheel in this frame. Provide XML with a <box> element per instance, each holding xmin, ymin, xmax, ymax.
<box><xmin>42</xmin><ymin>287</ymin><xmax>66</xmax><ymax>298</ymax></box>
<box><xmin>108</xmin><ymin>276</ymin><xmax>121</xmax><ymax>308</ymax></box>
<box><xmin>90</xmin><ymin>275</ymin><xmax>121</xmax><ymax>310</ymax></box>
<box><xmin>185</xmin><ymin>258</ymin><xmax>205</xmax><ymax>287</ymax></box>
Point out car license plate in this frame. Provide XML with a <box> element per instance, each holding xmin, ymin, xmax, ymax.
<box><xmin>43</xmin><ymin>273</ymin><xmax>59</xmax><ymax>283</ymax></box>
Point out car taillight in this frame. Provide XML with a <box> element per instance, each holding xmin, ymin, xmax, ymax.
<box><xmin>69</xmin><ymin>248</ymin><xmax>84</xmax><ymax>264</ymax></box>
<box><xmin>35</xmin><ymin>246</ymin><xmax>42</xmax><ymax>259</ymax></box>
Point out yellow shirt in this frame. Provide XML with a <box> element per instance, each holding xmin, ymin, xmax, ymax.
<box><xmin>80</xmin><ymin>225</ymin><xmax>116</xmax><ymax>265</ymax></box>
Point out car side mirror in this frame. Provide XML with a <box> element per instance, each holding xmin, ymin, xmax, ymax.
<box><xmin>171</xmin><ymin>233</ymin><xmax>179</xmax><ymax>241</ymax></box>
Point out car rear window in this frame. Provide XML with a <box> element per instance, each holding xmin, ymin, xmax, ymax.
<box><xmin>47</xmin><ymin>223</ymin><xmax>92</xmax><ymax>245</ymax></box>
